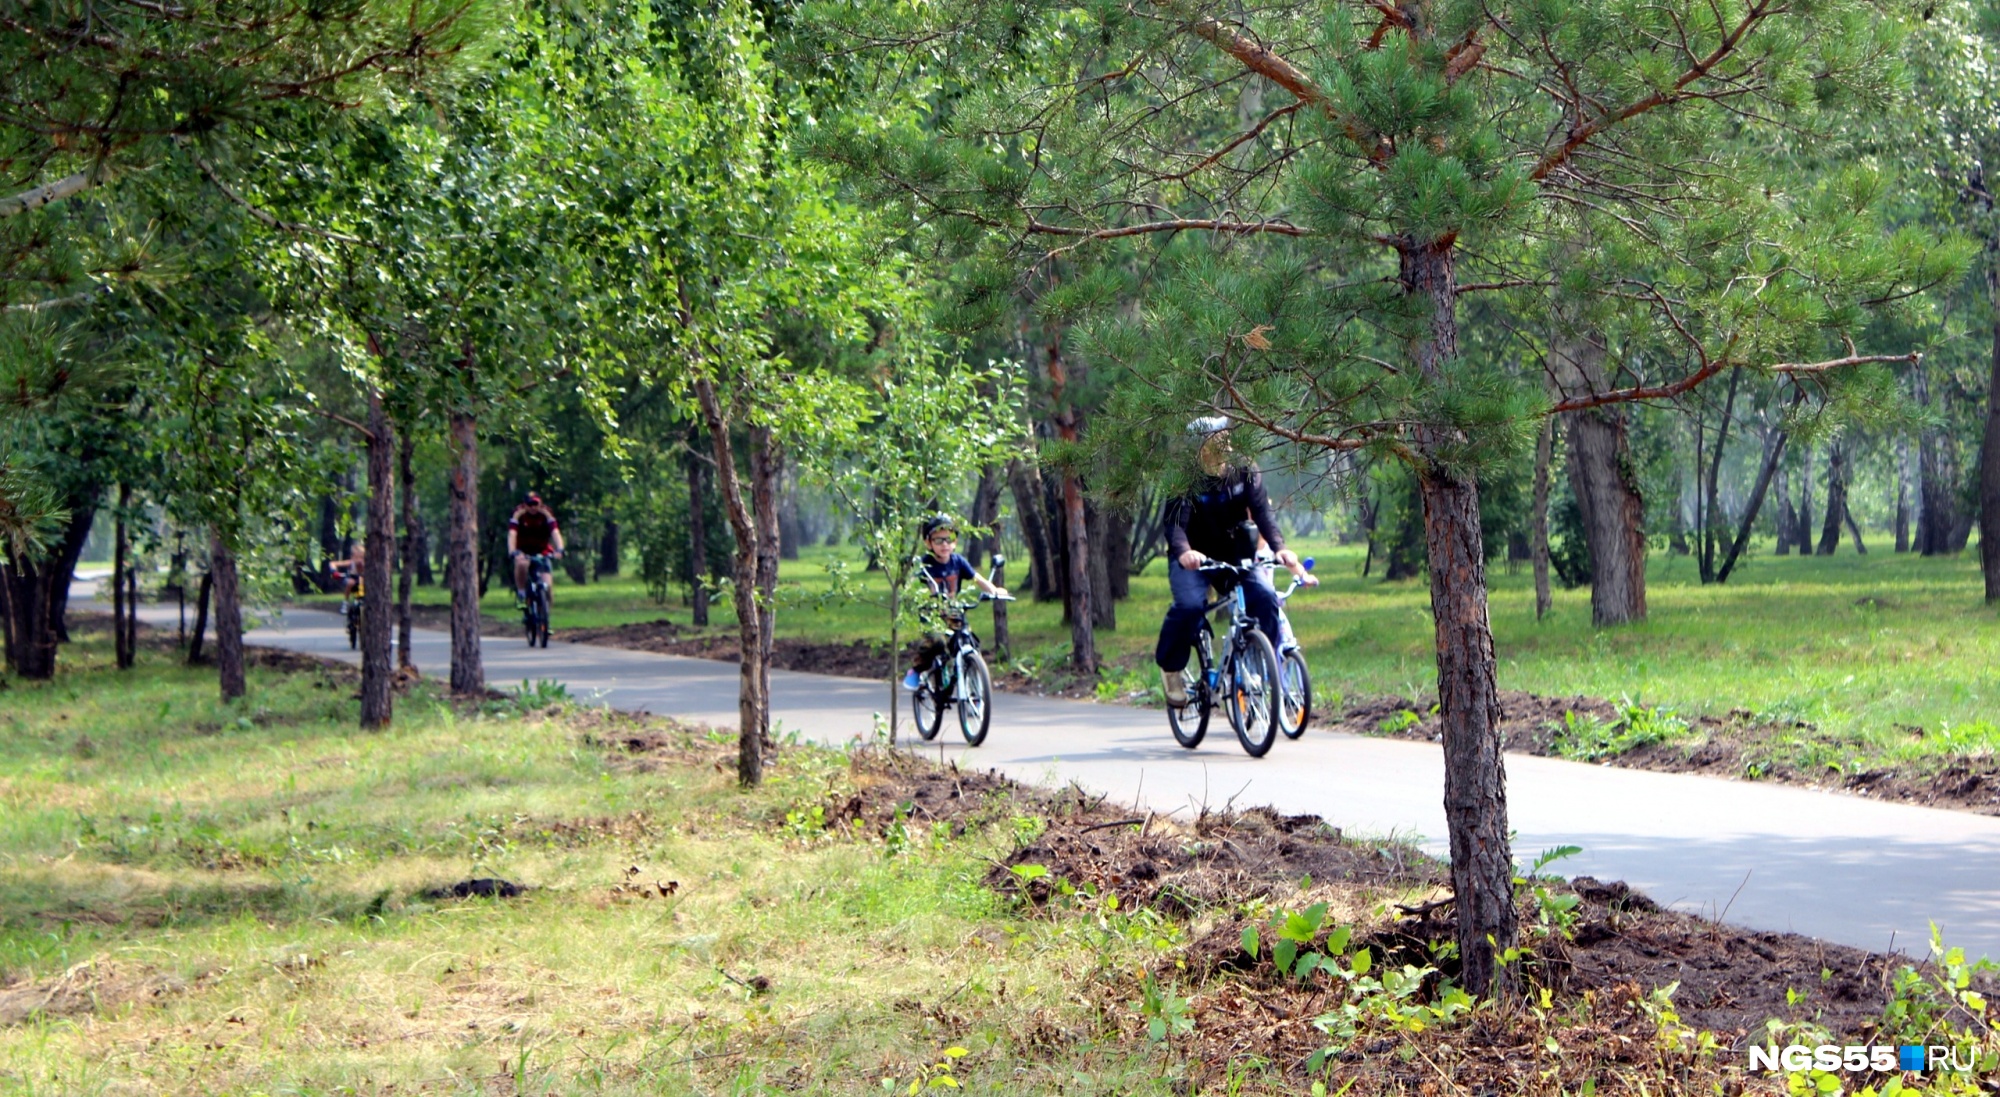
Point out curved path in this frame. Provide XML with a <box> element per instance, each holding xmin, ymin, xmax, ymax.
<box><xmin>129</xmin><ymin>600</ymin><xmax>2000</xmax><ymax>961</ymax></box>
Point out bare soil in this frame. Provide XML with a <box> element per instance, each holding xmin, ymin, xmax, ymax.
<box><xmin>1336</xmin><ymin>690</ymin><xmax>2000</xmax><ymax>817</ymax></box>
<box><xmin>559</xmin><ymin>618</ymin><xmax>893</xmax><ymax>679</ymax></box>
<box><xmin>598</xmin><ymin>721</ymin><xmax>1947</xmax><ymax>1093</ymax></box>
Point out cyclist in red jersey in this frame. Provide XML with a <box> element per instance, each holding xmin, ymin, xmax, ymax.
<box><xmin>508</xmin><ymin>493</ymin><xmax>565</xmax><ymax>603</ymax></box>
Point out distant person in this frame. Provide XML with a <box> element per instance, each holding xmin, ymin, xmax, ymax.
<box><xmin>508</xmin><ymin>493</ymin><xmax>565</xmax><ymax>603</ymax></box>
<box><xmin>329</xmin><ymin>544</ymin><xmax>366</xmax><ymax>596</ymax></box>
<box><xmin>903</xmin><ymin>514</ymin><xmax>1009</xmax><ymax>689</ymax></box>
<box><xmin>1156</xmin><ymin>418</ymin><xmax>1316</xmax><ymax>706</ymax></box>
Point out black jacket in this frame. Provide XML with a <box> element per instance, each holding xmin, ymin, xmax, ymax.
<box><xmin>1164</xmin><ymin>464</ymin><xmax>1284</xmax><ymax>562</ymax></box>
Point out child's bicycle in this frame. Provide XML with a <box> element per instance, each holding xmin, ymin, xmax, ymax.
<box><xmin>1166</xmin><ymin>559</ymin><xmax>1292</xmax><ymax>757</ymax></box>
<box><xmin>911</xmin><ymin>564</ymin><xmax>1014</xmax><ymax>747</ymax></box>
<box><xmin>1265</xmin><ymin>553</ymin><xmax>1317</xmax><ymax>739</ymax></box>
<box><xmin>521</xmin><ymin>552</ymin><xmax>556</xmax><ymax>648</ymax></box>
<box><xmin>334</xmin><ymin>565</ymin><xmax>364</xmax><ymax>650</ymax></box>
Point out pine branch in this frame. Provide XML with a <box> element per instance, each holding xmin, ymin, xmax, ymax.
<box><xmin>0</xmin><ymin>169</ymin><xmax>100</xmax><ymax>218</ymax></box>
<box><xmin>181</xmin><ymin>140</ymin><xmax>367</xmax><ymax>245</ymax></box>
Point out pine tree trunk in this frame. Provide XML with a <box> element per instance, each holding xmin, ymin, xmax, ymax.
<box><xmin>361</xmin><ymin>393</ymin><xmax>396</xmax><ymax>729</ymax></box>
<box><xmin>46</xmin><ymin>493</ymin><xmax>97</xmax><ymax>644</ymax></box>
<box><xmin>686</xmin><ymin>432</ymin><xmax>711</xmax><ymax>627</ymax></box>
<box><xmin>1531</xmin><ymin>416</ymin><xmax>1553</xmax><ymax>620</ymax></box>
<box><xmin>1716</xmin><ymin>426</ymin><xmax>1789</xmax><ymax>583</ymax></box>
<box><xmin>1106</xmin><ymin>506</ymin><xmax>1133</xmax><ymax>601</ymax></box>
<box><xmin>114</xmin><ymin>483</ymin><xmax>133</xmax><ymax>670</ymax></box>
<box><xmin>598</xmin><ymin>518</ymin><xmax>620</xmax><ymax>577</ymax></box>
<box><xmin>211</xmin><ymin>531</ymin><xmax>245</xmax><ymax>703</ymax></box>
<box><xmin>187</xmin><ymin>569</ymin><xmax>212</xmax><ymax>664</ymax></box>
<box><xmin>1981</xmin><ymin>284</ymin><xmax>2000</xmax><ymax>597</ymax></box>
<box><xmin>750</xmin><ymin>425</ymin><xmax>782</xmax><ymax>750</ymax></box>
<box><xmin>1086</xmin><ymin>498</ymin><xmax>1114</xmax><ymax>630</ymax></box>
<box><xmin>1914</xmin><ymin>362</ymin><xmax>1959</xmax><ymax>555</ymax></box>
<box><xmin>1554</xmin><ymin>333</ymin><xmax>1647</xmax><ymax>624</ymax></box>
<box><xmin>1699</xmin><ymin>368</ymin><xmax>1743</xmax><ymax>584</ymax></box>
<box><xmin>1895</xmin><ymin>439</ymin><xmax>1912</xmax><ymax>554</ymax></box>
<box><xmin>693</xmin><ymin>374</ymin><xmax>766</xmax><ymax>787</ymax></box>
<box><xmin>0</xmin><ymin>555</ymin><xmax>58</xmax><ymax>679</ymax></box>
<box><xmin>397</xmin><ymin>427</ymin><xmax>417</xmax><ymax>672</ymax></box>
<box><xmin>1818</xmin><ymin>443</ymin><xmax>1846</xmax><ymax>556</ymax></box>
<box><xmin>1007</xmin><ymin>459</ymin><xmax>1059</xmax><ymax>601</ymax></box>
<box><xmin>1402</xmin><ymin>237</ymin><xmax>1515</xmax><ymax>998</ymax></box>
<box><xmin>1774</xmin><ymin>463</ymin><xmax>1795</xmax><ymax>556</ymax></box>
<box><xmin>1045</xmin><ymin>341</ymin><xmax>1097</xmax><ymax>671</ymax></box>
<box><xmin>447</xmin><ymin>408</ymin><xmax>484</xmax><ymax>695</ymax></box>
<box><xmin>965</xmin><ymin>464</ymin><xmax>1003</xmax><ymax>568</ymax></box>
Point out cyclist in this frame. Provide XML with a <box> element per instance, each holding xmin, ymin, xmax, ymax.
<box><xmin>1156</xmin><ymin>417</ymin><xmax>1316</xmax><ymax>707</ymax></box>
<box><xmin>903</xmin><ymin>514</ymin><xmax>1009</xmax><ymax>689</ymax></box>
<box><xmin>329</xmin><ymin>544</ymin><xmax>366</xmax><ymax>595</ymax></box>
<box><xmin>507</xmin><ymin>492</ymin><xmax>565</xmax><ymax>605</ymax></box>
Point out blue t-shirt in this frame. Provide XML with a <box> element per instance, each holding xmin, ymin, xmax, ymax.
<box><xmin>920</xmin><ymin>552</ymin><xmax>978</xmax><ymax>594</ymax></box>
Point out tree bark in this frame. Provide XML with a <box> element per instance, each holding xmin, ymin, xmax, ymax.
<box><xmin>965</xmin><ymin>464</ymin><xmax>1004</xmax><ymax>568</ymax></box>
<box><xmin>361</xmin><ymin>393</ymin><xmax>396</xmax><ymax>729</ymax></box>
<box><xmin>1797</xmin><ymin>444</ymin><xmax>1816</xmax><ymax>554</ymax></box>
<box><xmin>1086</xmin><ymin>498</ymin><xmax>1115</xmax><ymax>630</ymax></box>
<box><xmin>1914</xmin><ymin>362</ymin><xmax>1959</xmax><ymax>555</ymax></box>
<box><xmin>1982</xmin><ymin>283</ymin><xmax>2000</xmax><ymax>597</ymax></box>
<box><xmin>211</xmin><ymin>531</ymin><xmax>245</xmax><ymax>702</ymax></box>
<box><xmin>1895</xmin><ymin>439</ymin><xmax>1912</xmax><ymax>554</ymax></box>
<box><xmin>686</xmin><ymin>432</ymin><xmax>711</xmax><ymax>627</ymax></box>
<box><xmin>1698</xmin><ymin>368</ymin><xmax>1743</xmax><ymax>583</ymax></box>
<box><xmin>1716</xmin><ymin>425</ymin><xmax>1789</xmax><ymax>583</ymax></box>
<box><xmin>1553</xmin><ymin>332</ymin><xmax>1647</xmax><ymax>624</ymax></box>
<box><xmin>447</xmin><ymin>408</ymin><xmax>484</xmax><ymax>695</ymax></box>
<box><xmin>114</xmin><ymin>483</ymin><xmax>133</xmax><ymax>670</ymax></box>
<box><xmin>397</xmin><ymin>427</ymin><xmax>417</xmax><ymax>672</ymax></box>
<box><xmin>1106</xmin><ymin>506</ymin><xmax>1133</xmax><ymax>601</ymax></box>
<box><xmin>693</xmin><ymin>375</ymin><xmax>766</xmax><ymax>787</ymax></box>
<box><xmin>318</xmin><ymin>494</ymin><xmax>343</xmax><ymax>592</ymax></box>
<box><xmin>1773</xmin><ymin>462</ymin><xmax>1795</xmax><ymax>556</ymax></box>
<box><xmin>187</xmin><ymin>569</ymin><xmax>212</xmax><ymax>664</ymax></box>
<box><xmin>1402</xmin><ymin>238</ymin><xmax>1515</xmax><ymax>998</ymax></box>
<box><xmin>1045</xmin><ymin>341</ymin><xmax>1097</xmax><ymax>671</ymax></box>
<box><xmin>1818</xmin><ymin>442</ymin><xmax>1847</xmax><ymax>556</ymax></box>
<box><xmin>0</xmin><ymin>556</ymin><xmax>58</xmax><ymax>678</ymax></box>
<box><xmin>750</xmin><ymin>425</ymin><xmax>782</xmax><ymax>750</ymax></box>
<box><xmin>46</xmin><ymin>493</ymin><xmax>98</xmax><ymax>643</ymax></box>
<box><xmin>597</xmin><ymin>518</ymin><xmax>620</xmax><ymax>577</ymax></box>
<box><xmin>1531</xmin><ymin>416</ymin><xmax>1553</xmax><ymax>620</ymax></box>
<box><xmin>1007</xmin><ymin>459</ymin><xmax>1059</xmax><ymax>601</ymax></box>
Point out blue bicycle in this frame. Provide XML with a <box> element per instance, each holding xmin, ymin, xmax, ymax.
<box><xmin>1166</xmin><ymin>559</ymin><xmax>1283</xmax><ymax>757</ymax></box>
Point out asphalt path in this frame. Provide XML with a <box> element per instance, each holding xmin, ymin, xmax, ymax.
<box><xmin>118</xmin><ymin>594</ymin><xmax>2000</xmax><ymax>962</ymax></box>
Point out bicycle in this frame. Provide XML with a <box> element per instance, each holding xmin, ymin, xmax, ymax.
<box><xmin>520</xmin><ymin>551</ymin><xmax>556</xmax><ymax>648</ymax></box>
<box><xmin>1266</xmin><ymin>554</ymin><xmax>1317</xmax><ymax>739</ymax></box>
<box><xmin>335</xmin><ymin>565</ymin><xmax>364</xmax><ymax>650</ymax></box>
<box><xmin>910</xmin><ymin>557</ymin><xmax>1014</xmax><ymax>747</ymax></box>
<box><xmin>1165</xmin><ymin>559</ymin><xmax>1284</xmax><ymax>758</ymax></box>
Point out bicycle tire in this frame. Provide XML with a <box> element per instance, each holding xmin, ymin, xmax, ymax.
<box><xmin>1167</xmin><ymin>623</ymin><xmax>1212</xmax><ymax>749</ymax></box>
<box><xmin>347</xmin><ymin>602</ymin><xmax>360</xmax><ymax>650</ymax></box>
<box><xmin>913</xmin><ymin>667</ymin><xmax>946</xmax><ymax>741</ymax></box>
<box><xmin>1225</xmin><ymin>629</ymin><xmax>1281</xmax><ymax>758</ymax></box>
<box><xmin>536</xmin><ymin>586</ymin><xmax>552</xmax><ymax>647</ymax></box>
<box><xmin>957</xmin><ymin>650</ymin><xmax>992</xmax><ymax>747</ymax></box>
<box><xmin>1280</xmin><ymin>648</ymin><xmax>1312</xmax><ymax>739</ymax></box>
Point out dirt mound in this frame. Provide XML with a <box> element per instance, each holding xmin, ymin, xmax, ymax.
<box><xmin>0</xmin><ymin>959</ymin><xmax>204</xmax><ymax>1026</ymax></box>
<box><xmin>560</xmin><ymin>620</ymin><xmax>891</xmax><ymax>679</ymax></box>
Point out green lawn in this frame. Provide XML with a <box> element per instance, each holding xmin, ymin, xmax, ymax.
<box><xmin>315</xmin><ymin>541</ymin><xmax>2000</xmax><ymax>761</ymax></box>
<box><xmin>0</xmin><ymin>636</ymin><xmax>1172</xmax><ymax>1095</ymax></box>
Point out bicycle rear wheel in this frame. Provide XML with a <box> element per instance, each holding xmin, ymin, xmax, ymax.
<box><xmin>1225</xmin><ymin>629</ymin><xmax>1280</xmax><ymax>758</ymax></box>
<box><xmin>957</xmin><ymin>650</ymin><xmax>992</xmax><ymax>747</ymax></box>
<box><xmin>1167</xmin><ymin>623</ymin><xmax>1212</xmax><ymax>749</ymax></box>
<box><xmin>913</xmin><ymin>667</ymin><xmax>946</xmax><ymax>740</ymax></box>
<box><xmin>347</xmin><ymin>602</ymin><xmax>360</xmax><ymax>650</ymax></box>
<box><xmin>1280</xmin><ymin>648</ymin><xmax>1312</xmax><ymax>739</ymax></box>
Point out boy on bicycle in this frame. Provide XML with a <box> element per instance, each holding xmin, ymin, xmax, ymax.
<box><xmin>903</xmin><ymin>514</ymin><xmax>1009</xmax><ymax>689</ymax></box>
<box><xmin>507</xmin><ymin>492</ymin><xmax>565</xmax><ymax>605</ymax></box>
<box><xmin>1156</xmin><ymin>417</ymin><xmax>1316</xmax><ymax>706</ymax></box>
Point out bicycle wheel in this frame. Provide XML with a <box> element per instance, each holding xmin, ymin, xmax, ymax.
<box><xmin>912</xmin><ymin>667</ymin><xmax>946</xmax><ymax>741</ymax></box>
<box><xmin>1167</xmin><ymin>623</ymin><xmax>1212</xmax><ymax>749</ymax></box>
<box><xmin>957</xmin><ymin>650</ymin><xmax>992</xmax><ymax>747</ymax></box>
<box><xmin>347</xmin><ymin>603</ymin><xmax>360</xmax><ymax>650</ymax></box>
<box><xmin>1280</xmin><ymin>648</ymin><xmax>1312</xmax><ymax>739</ymax></box>
<box><xmin>536</xmin><ymin>587</ymin><xmax>552</xmax><ymax>647</ymax></box>
<box><xmin>1224</xmin><ymin>629</ymin><xmax>1281</xmax><ymax>758</ymax></box>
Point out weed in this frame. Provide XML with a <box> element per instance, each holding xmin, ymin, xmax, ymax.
<box><xmin>1135</xmin><ymin>972</ymin><xmax>1193</xmax><ymax>1043</ymax></box>
<box><xmin>1548</xmin><ymin>703</ymin><xmax>1690</xmax><ymax>762</ymax></box>
<box><xmin>1375</xmin><ymin>710</ymin><xmax>1420</xmax><ymax>735</ymax></box>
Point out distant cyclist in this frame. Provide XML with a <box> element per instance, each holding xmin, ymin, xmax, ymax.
<box><xmin>508</xmin><ymin>493</ymin><xmax>565</xmax><ymax>604</ymax></box>
<box><xmin>329</xmin><ymin>544</ymin><xmax>366</xmax><ymax>595</ymax></box>
<box><xmin>1156</xmin><ymin>417</ymin><xmax>1316</xmax><ymax>706</ymax></box>
<box><xmin>903</xmin><ymin>514</ymin><xmax>1009</xmax><ymax>689</ymax></box>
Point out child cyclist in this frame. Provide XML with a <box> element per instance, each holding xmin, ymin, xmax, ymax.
<box><xmin>903</xmin><ymin>514</ymin><xmax>1009</xmax><ymax>689</ymax></box>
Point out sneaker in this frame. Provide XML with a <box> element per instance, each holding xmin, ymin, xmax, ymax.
<box><xmin>902</xmin><ymin>670</ymin><xmax>922</xmax><ymax>691</ymax></box>
<box><xmin>1162</xmin><ymin>668</ymin><xmax>1188</xmax><ymax>708</ymax></box>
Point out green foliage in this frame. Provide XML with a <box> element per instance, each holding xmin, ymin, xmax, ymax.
<box><xmin>1548</xmin><ymin>703</ymin><xmax>1691</xmax><ymax>762</ymax></box>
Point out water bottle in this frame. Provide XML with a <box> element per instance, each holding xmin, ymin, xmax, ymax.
<box><xmin>1205</xmin><ymin>667</ymin><xmax>1219</xmax><ymax>691</ymax></box>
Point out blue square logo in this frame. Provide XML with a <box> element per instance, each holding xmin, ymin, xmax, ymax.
<box><xmin>1900</xmin><ymin>1045</ymin><xmax>1927</xmax><ymax>1071</ymax></box>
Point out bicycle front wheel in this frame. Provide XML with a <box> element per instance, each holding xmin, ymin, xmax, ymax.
<box><xmin>957</xmin><ymin>650</ymin><xmax>992</xmax><ymax>747</ymax></box>
<box><xmin>347</xmin><ymin>604</ymin><xmax>360</xmax><ymax>650</ymax></box>
<box><xmin>1225</xmin><ymin>630</ymin><xmax>1281</xmax><ymax>758</ymax></box>
<box><xmin>1280</xmin><ymin>648</ymin><xmax>1312</xmax><ymax>739</ymax></box>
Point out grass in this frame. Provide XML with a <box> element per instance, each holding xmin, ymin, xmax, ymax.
<box><xmin>335</xmin><ymin>539</ymin><xmax>2000</xmax><ymax>768</ymax></box>
<box><xmin>0</xmin><ymin>636</ymin><xmax>1179</xmax><ymax>1095</ymax></box>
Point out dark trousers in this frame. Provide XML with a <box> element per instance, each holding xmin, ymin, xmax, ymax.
<box><xmin>1154</xmin><ymin>560</ymin><xmax>1280</xmax><ymax>672</ymax></box>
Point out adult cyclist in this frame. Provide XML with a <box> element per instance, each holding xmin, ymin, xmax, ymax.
<box><xmin>902</xmin><ymin>514</ymin><xmax>1009</xmax><ymax>689</ymax></box>
<box><xmin>1156</xmin><ymin>417</ymin><xmax>1316</xmax><ymax>707</ymax></box>
<box><xmin>508</xmin><ymin>492</ymin><xmax>565</xmax><ymax>605</ymax></box>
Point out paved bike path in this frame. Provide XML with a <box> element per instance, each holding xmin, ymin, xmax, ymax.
<box><xmin>131</xmin><ymin>600</ymin><xmax>2000</xmax><ymax>961</ymax></box>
